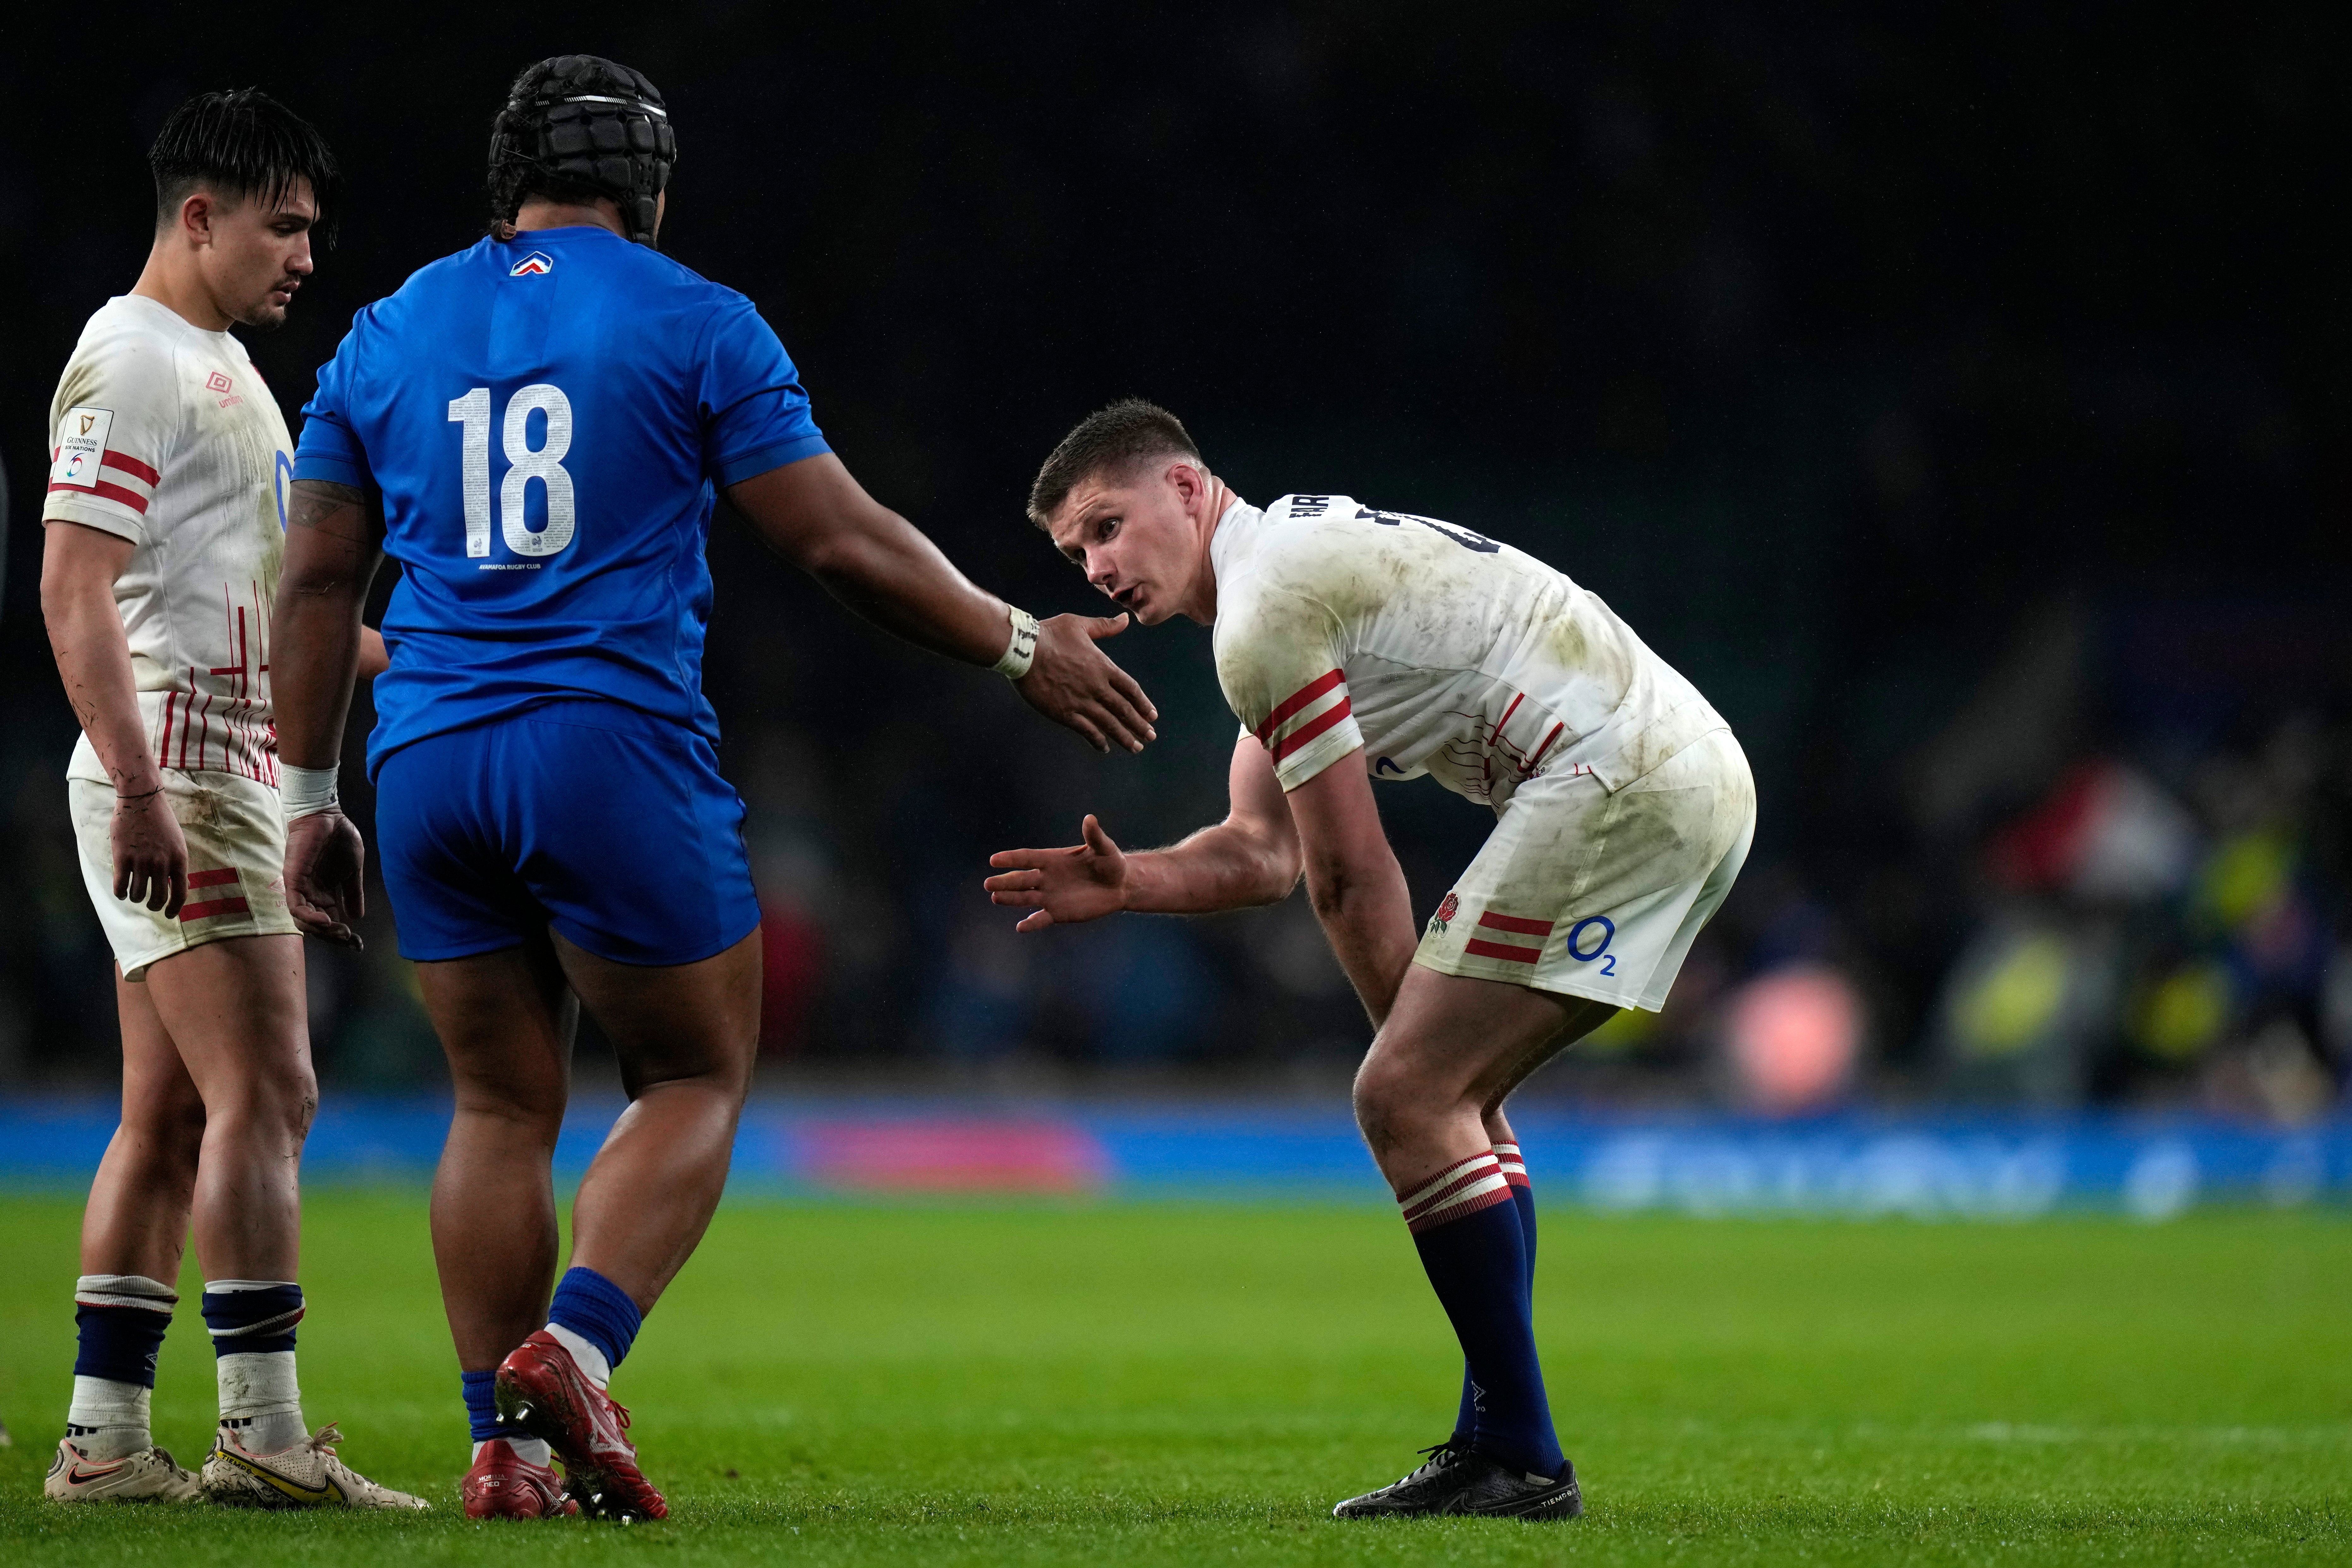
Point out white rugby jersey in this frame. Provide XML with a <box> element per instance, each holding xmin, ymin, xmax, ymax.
<box><xmin>44</xmin><ymin>295</ymin><xmax>291</xmax><ymax>784</ymax></box>
<box><xmin>1211</xmin><ymin>495</ymin><xmax>1726</xmax><ymax>806</ymax></box>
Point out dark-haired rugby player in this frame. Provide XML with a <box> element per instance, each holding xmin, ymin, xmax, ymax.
<box><xmin>39</xmin><ymin>89</ymin><xmax>406</xmax><ymax>1509</ymax></box>
<box><xmin>270</xmin><ymin>54</ymin><xmax>1158</xmax><ymax>1521</ymax></box>
<box><xmin>988</xmin><ymin>400</ymin><xmax>1756</xmax><ymax>1520</ymax></box>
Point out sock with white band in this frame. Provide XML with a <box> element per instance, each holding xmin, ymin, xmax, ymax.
<box><xmin>202</xmin><ymin>1280</ymin><xmax>308</xmax><ymax>1455</ymax></box>
<box><xmin>1454</xmin><ymin>1143</ymin><xmax>1537</xmax><ymax>1443</ymax></box>
<box><xmin>68</xmin><ymin>1274</ymin><xmax>177</xmax><ymax>1460</ymax></box>
<box><xmin>463</xmin><ymin>1369</ymin><xmax>551</xmax><ymax>1466</ymax></box>
<box><xmin>545</xmin><ymin>1265</ymin><xmax>641</xmax><ymax>1390</ymax></box>
<box><xmin>1401</xmin><ymin>1150</ymin><xmax>1564</xmax><ymax>1479</ymax></box>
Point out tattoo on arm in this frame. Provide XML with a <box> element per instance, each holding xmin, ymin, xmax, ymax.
<box><xmin>287</xmin><ymin>480</ymin><xmax>370</xmax><ymax>543</ymax></box>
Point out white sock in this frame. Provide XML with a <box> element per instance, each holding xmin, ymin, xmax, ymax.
<box><xmin>474</xmin><ymin>1436</ymin><xmax>554</xmax><ymax>1467</ymax></box>
<box><xmin>544</xmin><ymin>1322</ymin><xmax>610</xmax><ymax>1389</ymax></box>
<box><xmin>66</xmin><ymin>1376</ymin><xmax>153</xmax><ymax>1461</ymax></box>
<box><xmin>207</xmin><ymin>1279</ymin><xmax>309</xmax><ymax>1454</ymax></box>
<box><xmin>218</xmin><ymin>1351</ymin><xmax>307</xmax><ymax>1454</ymax></box>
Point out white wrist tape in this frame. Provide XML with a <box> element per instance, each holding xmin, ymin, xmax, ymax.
<box><xmin>280</xmin><ymin>762</ymin><xmax>340</xmax><ymax>822</ymax></box>
<box><xmin>992</xmin><ymin>605</ymin><xmax>1040</xmax><ymax>681</ymax></box>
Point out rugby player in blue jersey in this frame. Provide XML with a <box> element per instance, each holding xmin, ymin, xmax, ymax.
<box><xmin>268</xmin><ymin>55</ymin><xmax>1157</xmax><ymax>1521</ymax></box>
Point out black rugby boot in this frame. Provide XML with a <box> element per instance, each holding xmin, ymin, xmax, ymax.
<box><xmin>1332</xmin><ymin>1439</ymin><xmax>1582</xmax><ymax>1520</ymax></box>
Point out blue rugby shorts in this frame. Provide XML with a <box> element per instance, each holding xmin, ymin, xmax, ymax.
<box><xmin>373</xmin><ymin>699</ymin><xmax>761</xmax><ymax>967</ymax></box>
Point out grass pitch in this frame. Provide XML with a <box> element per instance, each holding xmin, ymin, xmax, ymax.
<box><xmin>0</xmin><ymin>1193</ymin><xmax>2347</xmax><ymax>1565</ymax></box>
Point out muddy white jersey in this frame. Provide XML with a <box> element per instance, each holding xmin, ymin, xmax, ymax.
<box><xmin>1210</xmin><ymin>494</ymin><xmax>1727</xmax><ymax>807</ymax></box>
<box><xmin>45</xmin><ymin>294</ymin><xmax>291</xmax><ymax>784</ymax></box>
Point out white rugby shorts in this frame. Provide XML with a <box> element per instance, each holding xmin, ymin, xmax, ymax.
<box><xmin>69</xmin><ymin>769</ymin><xmax>300</xmax><ymax>981</ymax></box>
<box><xmin>1413</xmin><ymin>728</ymin><xmax>1755</xmax><ymax>1011</ymax></box>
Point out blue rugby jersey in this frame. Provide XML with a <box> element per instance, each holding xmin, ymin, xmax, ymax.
<box><xmin>294</xmin><ymin>225</ymin><xmax>827</xmax><ymax>776</ymax></box>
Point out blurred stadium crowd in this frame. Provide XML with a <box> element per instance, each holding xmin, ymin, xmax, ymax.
<box><xmin>1</xmin><ymin>5</ymin><xmax>2340</xmax><ymax>1121</ymax></box>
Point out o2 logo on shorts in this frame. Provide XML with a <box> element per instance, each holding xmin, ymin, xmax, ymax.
<box><xmin>1567</xmin><ymin>916</ymin><xmax>1616</xmax><ymax>976</ymax></box>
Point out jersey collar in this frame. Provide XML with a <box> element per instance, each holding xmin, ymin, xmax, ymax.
<box><xmin>1205</xmin><ymin>497</ymin><xmax>1263</xmax><ymax>601</ymax></box>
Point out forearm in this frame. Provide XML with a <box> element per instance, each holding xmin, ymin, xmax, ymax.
<box><xmin>1122</xmin><ymin>822</ymin><xmax>1301</xmax><ymax>914</ymax></box>
<box><xmin>800</xmin><ymin>505</ymin><xmax>1010</xmax><ymax>665</ymax></box>
<box><xmin>1305</xmin><ymin>857</ymin><xmax>1419</xmax><ymax>1027</ymax></box>
<box><xmin>274</xmin><ymin>480</ymin><xmax>381</xmax><ymax>770</ymax></box>
<box><xmin>730</xmin><ymin>455</ymin><xmax>1011</xmax><ymax>666</ymax></box>
<box><xmin>273</xmin><ymin>587</ymin><xmax>365</xmax><ymax>768</ymax></box>
<box><xmin>44</xmin><ymin>579</ymin><xmax>158</xmax><ymax>793</ymax></box>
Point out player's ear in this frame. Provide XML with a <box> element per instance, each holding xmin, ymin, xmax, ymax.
<box><xmin>179</xmin><ymin>190</ymin><xmax>216</xmax><ymax>247</ymax></box>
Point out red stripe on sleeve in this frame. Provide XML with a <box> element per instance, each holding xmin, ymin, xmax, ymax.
<box><xmin>1464</xmin><ymin>937</ymin><xmax>1543</xmax><ymax>964</ymax></box>
<box><xmin>1271</xmin><ymin>695</ymin><xmax>1353</xmax><ymax>763</ymax></box>
<box><xmin>101</xmin><ymin>450</ymin><xmax>160</xmax><ymax>485</ymax></box>
<box><xmin>1477</xmin><ymin>910</ymin><xmax>1555</xmax><ymax>937</ymax></box>
<box><xmin>48</xmin><ymin>479</ymin><xmax>151</xmax><ymax>513</ymax></box>
<box><xmin>1252</xmin><ymin>669</ymin><xmax>1345</xmax><ymax>743</ymax></box>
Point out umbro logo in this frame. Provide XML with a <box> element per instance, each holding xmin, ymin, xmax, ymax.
<box><xmin>510</xmin><ymin>252</ymin><xmax>554</xmax><ymax>277</ymax></box>
<box><xmin>206</xmin><ymin>371</ymin><xmax>232</xmax><ymax>393</ymax></box>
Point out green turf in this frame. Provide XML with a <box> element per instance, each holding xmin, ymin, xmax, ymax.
<box><xmin>1</xmin><ymin>1192</ymin><xmax>2347</xmax><ymax>1564</ymax></box>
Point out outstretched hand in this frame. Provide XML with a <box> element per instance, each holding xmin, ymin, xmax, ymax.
<box><xmin>985</xmin><ymin>814</ymin><xmax>1131</xmax><ymax>931</ymax></box>
<box><xmin>285</xmin><ymin>809</ymin><xmax>367</xmax><ymax>949</ymax></box>
<box><xmin>1015</xmin><ymin>613</ymin><xmax>1157</xmax><ymax>754</ymax></box>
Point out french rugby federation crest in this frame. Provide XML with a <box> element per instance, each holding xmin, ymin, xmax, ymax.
<box><xmin>510</xmin><ymin>251</ymin><xmax>555</xmax><ymax>277</ymax></box>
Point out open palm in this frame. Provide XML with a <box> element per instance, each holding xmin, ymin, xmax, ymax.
<box><xmin>984</xmin><ymin>814</ymin><xmax>1129</xmax><ymax>932</ymax></box>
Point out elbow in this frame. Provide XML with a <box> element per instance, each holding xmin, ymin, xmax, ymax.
<box><xmin>795</xmin><ymin>530</ymin><xmax>872</xmax><ymax>590</ymax></box>
<box><xmin>1266</xmin><ymin>845</ymin><xmax>1305</xmax><ymax>907</ymax></box>
<box><xmin>38</xmin><ymin>562</ymin><xmax>90</xmax><ymax>634</ymax></box>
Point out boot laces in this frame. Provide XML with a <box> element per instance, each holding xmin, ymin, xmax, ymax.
<box><xmin>1404</xmin><ymin>1437</ymin><xmax>1471</xmax><ymax>1483</ymax></box>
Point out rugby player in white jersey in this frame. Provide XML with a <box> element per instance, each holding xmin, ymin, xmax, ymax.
<box><xmin>38</xmin><ymin>90</ymin><xmax>414</xmax><ymax>1510</ymax></box>
<box><xmin>989</xmin><ymin>400</ymin><xmax>1756</xmax><ymax>1520</ymax></box>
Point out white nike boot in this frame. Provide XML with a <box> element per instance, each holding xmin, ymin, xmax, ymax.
<box><xmin>200</xmin><ymin>1422</ymin><xmax>428</xmax><ymax>1510</ymax></box>
<box><xmin>43</xmin><ymin>1437</ymin><xmax>201</xmax><ymax>1503</ymax></box>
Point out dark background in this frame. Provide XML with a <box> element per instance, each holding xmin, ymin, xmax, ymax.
<box><xmin>2</xmin><ymin>3</ymin><xmax>2345</xmax><ymax>1111</ymax></box>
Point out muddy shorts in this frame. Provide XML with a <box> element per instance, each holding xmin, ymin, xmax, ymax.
<box><xmin>69</xmin><ymin>768</ymin><xmax>299</xmax><ymax>981</ymax></box>
<box><xmin>1413</xmin><ymin>728</ymin><xmax>1755</xmax><ymax>1011</ymax></box>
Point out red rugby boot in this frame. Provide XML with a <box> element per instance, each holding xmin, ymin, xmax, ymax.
<box><xmin>460</xmin><ymin>1437</ymin><xmax>578</xmax><ymax>1520</ymax></box>
<box><xmin>493</xmin><ymin>1331</ymin><xmax>666</xmax><ymax>1522</ymax></box>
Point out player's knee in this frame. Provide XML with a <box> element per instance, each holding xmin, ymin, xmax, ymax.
<box><xmin>117</xmin><ymin>1092</ymin><xmax>206</xmax><ymax>1186</ymax></box>
<box><xmin>452</xmin><ymin>1078</ymin><xmax>569</xmax><ymax>1136</ymax></box>
<box><xmin>209</xmin><ymin>1064</ymin><xmax>318</xmax><ymax>1144</ymax></box>
<box><xmin>1352</xmin><ymin>1057</ymin><xmax>1427</xmax><ymax>1149</ymax></box>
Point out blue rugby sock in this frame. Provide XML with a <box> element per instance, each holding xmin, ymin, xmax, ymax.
<box><xmin>547</xmin><ymin>1266</ymin><xmax>641</xmax><ymax>1386</ymax></box>
<box><xmin>1454</xmin><ymin>1144</ymin><xmax>1536</xmax><ymax>1442</ymax></box>
<box><xmin>1402</xmin><ymin>1151</ymin><xmax>1562</xmax><ymax>1479</ymax></box>
<box><xmin>465</xmin><ymin>1366</ymin><xmax>550</xmax><ymax>1463</ymax></box>
<box><xmin>462</xmin><ymin>1368</ymin><xmax>501</xmax><ymax>1442</ymax></box>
